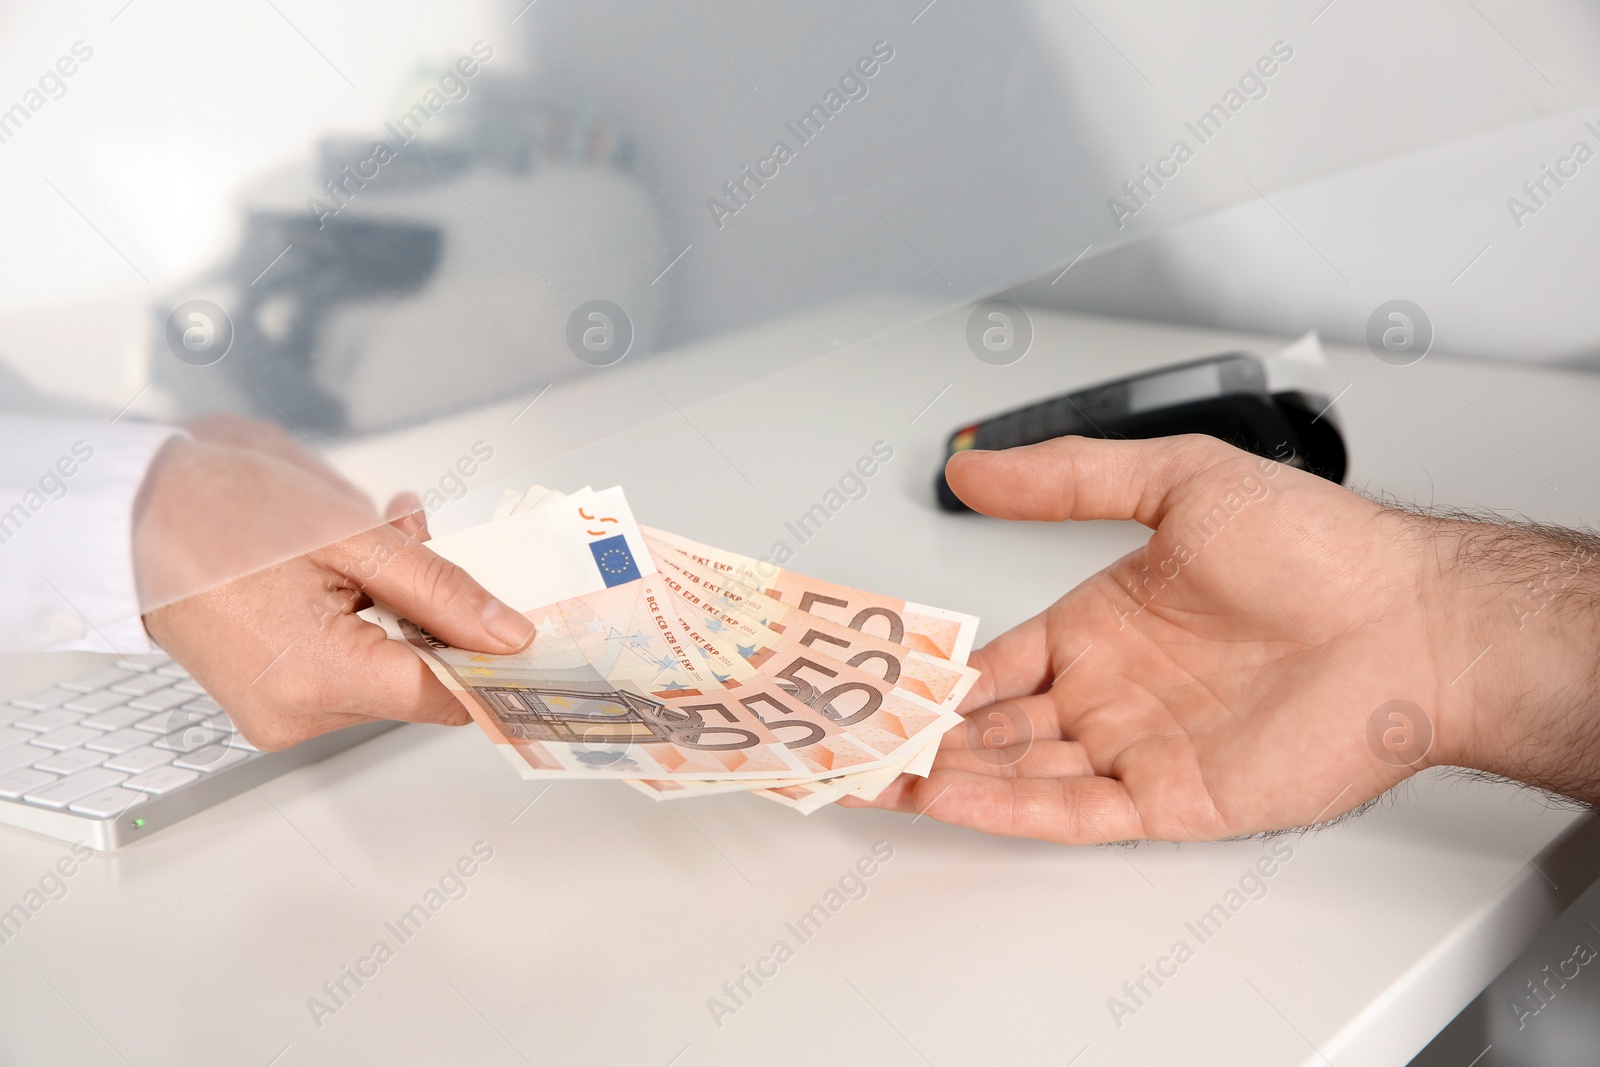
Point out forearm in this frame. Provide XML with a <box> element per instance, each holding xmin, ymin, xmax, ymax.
<box><xmin>1425</xmin><ymin>513</ymin><xmax>1600</xmax><ymax>803</ymax></box>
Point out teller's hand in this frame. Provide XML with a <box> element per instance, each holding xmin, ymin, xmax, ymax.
<box><xmin>136</xmin><ymin>417</ymin><xmax>534</xmax><ymax>751</ymax></box>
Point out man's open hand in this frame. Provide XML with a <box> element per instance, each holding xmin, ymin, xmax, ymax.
<box><xmin>845</xmin><ymin>434</ymin><xmax>1596</xmax><ymax>842</ymax></box>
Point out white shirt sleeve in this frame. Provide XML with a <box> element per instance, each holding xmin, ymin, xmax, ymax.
<box><xmin>0</xmin><ymin>416</ymin><xmax>187</xmax><ymax>654</ymax></box>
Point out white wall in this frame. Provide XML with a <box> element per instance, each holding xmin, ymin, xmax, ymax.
<box><xmin>1008</xmin><ymin>98</ymin><xmax>1600</xmax><ymax>369</ymax></box>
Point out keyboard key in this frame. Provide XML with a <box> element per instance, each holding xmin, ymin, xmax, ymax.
<box><xmin>0</xmin><ymin>745</ymin><xmax>53</xmax><ymax>774</ymax></box>
<box><xmin>224</xmin><ymin>730</ymin><xmax>259</xmax><ymax>752</ymax></box>
<box><xmin>33</xmin><ymin>725</ymin><xmax>102</xmax><ymax>751</ymax></box>
<box><xmin>61</xmin><ymin>691</ymin><xmax>131</xmax><ymax>714</ymax></box>
<box><xmin>33</xmin><ymin>748</ymin><xmax>108</xmax><ymax>775</ymax></box>
<box><xmin>0</xmin><ymin>707</ymin><xmax>32</xmax><ymax>727</ymax></box>
<box><xmin>0</xmin><ymin>726</ymin><xmax>31</xmax><ymax>749</ymax></box>
<box><xmin>0</xmin><ymin>768</ymin><xmax>57</xmax><ymax>799</ymax></box>
<box><xmin>84</xmin><ymin>728</ymin><xmax>153</xmax><ymax>755</ymax></box>
<box><xmin>81</xmin><ymin>706</ymin><xmax>151</xmax><ymax>732</ymax></box>
<box><xmin>174</xmin><ymin>744</ymin><xmax>250</xmax><ymax>773</ymax></box>
<box><xmin>59</xmin><ymin>668</ymin><xmax>136</xmax><ymax>693</ymax></box>
<box><xmin>137</xmin><ymin>709</ymin><xmax>210</xmax><ymax>734</ymax></box>
<box><xmin>9</xmin><ymin>687</ymin><xmax>75</xmax><ymax>711</ymax></box>
<box><xmin>122</xmin><ymin>766</ymin><xmax>198</xmax><ymax>795</ymax></box>
<box><xmin>68</xmin><ymin>787</ymin><xmax>148</xmax><ymax>818</ymax></box>
<box><xmin>16</xmin><ymin>709</ymin><xmax>87</xmax><ymax>733</ymax></box>
<box><xmin>155</xmin><ymin>665</ymin><xmax>191</xmax><ymax>679</ymax></box>
<box><xmin>103</xmin><ymin>746</ymin><xmax>177</xmax><ymax>774</ymax></box>
<box><xmin>114</xmin><ymin>654</ymin><xmax>171</xmax><ymax>672</ymax></box>
<box><xmin>182</xmin><ymin>697</ymin><xmax>223</xmax><ymax>715</ymax></box>
<box><xmin>23</xmin><ymin>768</ymin><xmax>128</xmax><ymax>809</ymax></box>
<box><xmin>154</xmin><ymin>726</ymin><xmax>229</xmax><ymax>753</ymax></box>
<box><xmin>128</xmin><ymin>689</ymin><xmax>191</xmax><ymax>713</ymax></box>
<box><xmin>109</xmin><ymin>674</ymin><xmax>174</xmax><ymax>697</ymax></box>
<box><xmin>173</xmin><ymin>680</ymin><xmax>208</xmax><ymax>695</ymax></box>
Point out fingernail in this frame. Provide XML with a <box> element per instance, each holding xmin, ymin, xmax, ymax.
<box><xmin>482</xmin><ymin>600</ymin><xmax>536</xmax><ymax>650</ymax></box>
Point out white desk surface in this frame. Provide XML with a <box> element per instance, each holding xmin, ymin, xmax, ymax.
<box><xmin>2</xmin><ymin>307</ymin><xmax>1598</xmax><ymax>1067</ymax></box>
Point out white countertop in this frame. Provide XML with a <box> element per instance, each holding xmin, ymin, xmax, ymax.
<box><xmin>2</xmin><ymin>305</ymin><xmax>1597</xmax><ymax>1067</ymax></box>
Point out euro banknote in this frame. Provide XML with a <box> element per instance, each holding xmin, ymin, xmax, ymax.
<box><xmin>368</xmin><ymin>484</ymin><xmax>978</xmax><ymax>810</ymax></box>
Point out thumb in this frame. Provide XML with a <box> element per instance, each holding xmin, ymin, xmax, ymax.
<box><xmin>327</xmin><ymin>523</ymin><xmax>536</xmax><ymax>654</ymax></box>
<box><xmin>945</xmin><ymin>434</ymin><xmax>1240</xmax><ymax>530</ymax></box>
<box><xmin>384</xmin><ymin>491</ymin><xmax>430</xmax><ymax>543</ymax></box>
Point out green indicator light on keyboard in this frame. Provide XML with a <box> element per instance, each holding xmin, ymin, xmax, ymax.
<box><xmin>132</xmin><ymin>818</ymin><xmax>146</xmax><ymax>828</ymax></box>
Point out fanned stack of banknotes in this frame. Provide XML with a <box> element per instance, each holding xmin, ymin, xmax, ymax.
<box><xmin>365</xmin><ymin>485</ymin><xmax>981</xmax><ymax>813</ymax></box>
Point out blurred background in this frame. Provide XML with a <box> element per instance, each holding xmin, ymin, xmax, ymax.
<box><xmin>4</xmin><ymin>0</ymin><xmax>1599</xmax><ymax>440</ymax></box>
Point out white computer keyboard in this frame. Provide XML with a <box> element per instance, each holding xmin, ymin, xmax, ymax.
<box><xmin>0</xmin><ymin>654</ymin><xmax>394</xmax><ymax>849</ymax></box>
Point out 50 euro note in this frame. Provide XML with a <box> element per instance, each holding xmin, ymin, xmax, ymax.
<box><xmin>625</xmin><ymin>544</ymin><xmax>977</xmax><ymax>806</ymax></box>
<box><xmin>376</xmin><ymin>553</ymin><xmax>951</xmax><ymax>784</ymax></box>
<box><xmin>507</xmin><ymin>487</ymin><xmax>977</xmax><ymax>747</ymax></box>
<box><xmin>643</xmin><ymin>527</ymin><xmax>979</xmax><ymax>665</ymax></box>
<box><xmin>656</xmin><ymin>547</ymin><xmax>977</xmax><ymax>778</ymax></box>
<box><xmin>755</xmin><ymin>691</ymin><xmax>956</xmax><ymax>812</ymax></box>
<box><xmin>623</xmin><ymin>583</ymin><xmax>965</xmax><ymax>799</ymax></box>
<box><xmin>365</xmin><ymin>486</ymin><xmax>813</xmax><ymax>781</ymax></box>
<box><xmin>373</xmin><ymin>576</ymin><xmax>818</xmax><ymax>781</ymax></box>
<box><xmin>747</xmin><ymin>689</ymin><xmax>954</xmax><ymax>813</ymax></box>
<box><xmin>650</xmin><ymin>548</ymin><xmax>978</xmax><ymax>709</ymax></box>
<box><xmin>493</xmin><ymin>483</ymin><xmax>583</xmax><ymax>521</ymax></box>
<box><xmin>370</xmin><ymin>481</ymin><xmax>981</xmax><ymax>809</ymax></box>
<box><xmin>407</xmin><ymin>485</ymin><xmax>648</xmax><ymax>611</ymax></box>
<box><xmin>627</xmin><ymin>627</ymin><xmax>963</xmax><ymax>802</ymax></box>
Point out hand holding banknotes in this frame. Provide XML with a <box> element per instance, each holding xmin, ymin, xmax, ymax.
<box><xmin>845</xmin><ymin>435</ymin><xmax>1600</xmax><ymax>842</ymax></box>
<box><xmin>137</xmin><ymin>417</ymin><xmax>536</xmax><ymax>751</ymax></box>
<box><xmin>363</xmin><ymin>483</ymin><xmax>981</xmax><ymax>810</ymax></box>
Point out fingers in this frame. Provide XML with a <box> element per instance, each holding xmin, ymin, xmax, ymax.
<box><xmin>846</xmin><ymin>769</ymin><xmax>1147</xmax><ymax>845</ymax></box>
<box><xmin>957</xmin><ymin>610</ymin><xmax>1094</xmax><ymax>722</ymax></box>
<box><xmin>351</xmin><ymin>633</ymin><xmax>476</xmax><ymax>727</ymax></box>
<box><xmin>945</xmin><ymin>435</ymin><xmax>1236</xmax><ymax>530</ymax></box>
<box><xmin>235</xmin><ymin>708</ymin><xmax>380</xmax><ymax>752</ymax></box>
<box><xmin>940</xmin><ymin>693</ymin><xmax>1063</xmax><ymax>750</ymax></box>
<box><xmin>961</xmin><ymin>616</ymin><xmax>1054</xmax><ymax>711</ymax></box>
<box><xmin>931</xmin><ymin>739</ymin><xmax>1095</xmax><ymax>779</ymax></box>
<box><xmin>250</xmin><ymin>606</ymin><xmax>474</xmax><ymax>748</ymax></box>
<box><xmin>177</xmin><ymin>617</ymin><xmax>470</xmax><ymax>751</ymax></box>
<box><xmin>332</xmin><ymin>494</ymin><xmax>428</xmax><ymax>615</ymax></box>
<box><xmin>385</xmin><ymin>492</ymin><xmax>430</xmax><ymax>543</ymax></box>
<box><xmin>233</xmin><ymin>660</ymin><xmax>467</xmax><ymax>751</ymax></box>
<box><xmin>326</xmin><ymin>524</ymin><xmax>535</xmax><ymax>655</ymax></box>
